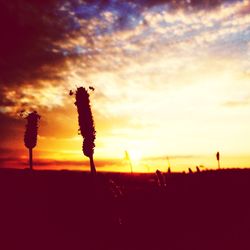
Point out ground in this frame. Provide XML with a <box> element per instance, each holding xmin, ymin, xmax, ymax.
<box><xmin>0</xmin><ymin>168</ymin><xmax>250</xmax><ymax>250</ymax></box>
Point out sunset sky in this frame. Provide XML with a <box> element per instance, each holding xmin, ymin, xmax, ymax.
<box><xmin>1</xmin><ymin>0</ymin><xmax>250</xmax><ymax>172</ymax></box>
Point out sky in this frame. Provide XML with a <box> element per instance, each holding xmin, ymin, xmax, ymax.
<box><xmin>1</xmin><ymin>0</ymin><xmax>250</xmax><ymax>172</ymax></box>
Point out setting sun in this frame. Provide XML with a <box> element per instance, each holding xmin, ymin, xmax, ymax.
<box><xmin>129</xmin><ymin>150</ymin><xmax>143</xmax><ymax>163</ymax></box>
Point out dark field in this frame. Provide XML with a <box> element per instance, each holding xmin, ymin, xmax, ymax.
<box><xmin>0</xmin><ymin>168</ymin><xmax>250</xmax><ymax>250</ymax></box>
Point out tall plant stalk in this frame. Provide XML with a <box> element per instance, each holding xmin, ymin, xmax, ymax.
<box><xmin>24</xmin><ymin>111</ymin><xmax>40</xmax><ymax>170</ymax></box>
<box><xmin>75</xmin><ymin>87</ymin><xmax>96</xmax><ymax>175</ymax></box>
<box><xmin>216</xmin><ymin>151</ymin><xmax>220</xmax><ymax>169</ymax></box>
<box><xmin>125</xmin><ymin>150</ymin><xmax>133</xmax><ymax>174</ymax></box>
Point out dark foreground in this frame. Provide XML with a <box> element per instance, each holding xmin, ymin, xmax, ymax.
<box><xmin>0</xmin><ymin>168</ymin><xmax>250</xmax><ymax>250</ymax></box>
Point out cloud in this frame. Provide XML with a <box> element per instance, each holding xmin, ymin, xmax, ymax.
<box><xmin>0</xmin><ymin>1</ymin><xmax>69</xmax><ymax>84</ymax></box>
<box><xmin>224</xmin><ymin>98</ymin><xmax>250</xmax><ymax>107</ymax></box>
<box><xmin>0</xmin><ymin>0</ymin><xmax>248</xmax><ymax>121</ymax></box>
<box><xmin>0</xmin><ymin>0</ymin><xmax>246</xmax><ymax>86</ymax></box>
<box><xmin>0</xmin><ymin>156</ymin><xmax>124</xmax><ymax>171</ymax></box>
<box><xmin>95</xmin><ymin>0</ymin><xmax>242</xmax><ymax>11</ymax></box>
<box><xmin>143</xmin><ymin>154</ymin><xmax>195</xmax><ymax>160</ymax></box>
<box><xmin>0</xmin><ymin>1</ymin><xmax>68</xmax><ymax>113</ymax></box>
<box><xmin>0</xmin><ymin>113</ymin><xmax>24</xmax><ymax>142</ymax></box>
<box><xmin>137</xmin><ymin>0</ymin><xmax>224</xmax><ymax>9</ymax></box>
<box><xmin>1</xmin><ymin>0</ymin><xmax>249</xmax><ymax>115</ymax></box>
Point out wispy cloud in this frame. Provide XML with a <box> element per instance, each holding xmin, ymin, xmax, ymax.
<box><xmin>224</xmin><ymin>96</ymin><xmax>250</xmax><ymax>107</ymax></box>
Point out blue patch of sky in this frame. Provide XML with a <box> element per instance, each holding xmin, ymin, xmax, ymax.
<box><xmin>63</xmin><ymin>0</ymin><xmax>249</xmax><ymax>57</ymax></box>
<box><xmin>74</xmin><ymin>45</ymin><xmax>88</xmax><ymax>55</ymax></box>
<box><xmin>74</xmin><ymin>2</ymin><xmax>100</xmax><ymax>19</ymax></box>
<box><xmin>224</xmin><ymin>0</ymin><xmax>245</xmax><ymax>5</ymax></box>
<box><xmin>208</xmin><ymin>28</ymin><xmax>250</xmax><ymax>58</ymax></box>
<box><xmin>98</xmin><ymin>4</ymin><xmax>142</xmax><ymax>35</ymax></box>
<box><xmin>73</xmin><ymin>1</ymin><xmax>144</xmax><ymax>35</ymax></box>
<box><xmin>147</xmin><ymin>3</ymin><xmax>170</xmax><ymax>13</ymax></box>
<box><xmin>62</xmin><ymin>49</ymin><xmax>69</xmax><ymax>57</ymax></box>
<box><xmin>218</xmin><ymin>26</ymin><xmax>250</xmax><ymax>46</ymax></box>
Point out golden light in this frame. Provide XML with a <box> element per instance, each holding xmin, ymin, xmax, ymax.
<box><xmin>129</xmin><ymin>149</ymin><xmax>143</xmax><ymax>162</ymax></box>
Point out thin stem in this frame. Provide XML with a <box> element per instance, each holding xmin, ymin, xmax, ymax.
<box><xmin>89</xmin><ymin>155</ymin><xmax>96</xmax><ymax>175</ymax></box>
<box><xmin>29</xmin><ymin>148</ymin><xmax>33</xmax><ymax>170</ymax></box>
<box><xmin>129</xmin><ymin>161</ymin><xmax>133</xmax><ymax>174</ymax></box>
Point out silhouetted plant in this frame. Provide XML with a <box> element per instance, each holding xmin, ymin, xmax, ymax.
<box><xmin>24</xmin><ymin>111</ymin><xmax>40</xmax><ymax>170</ymax></box>
<box><xmin>125</xmin><ymin>150</ymin><xmax>133</xmax><ymax>174</ymax></box>
<box><xmin>216</xmin><ymin>151</ymin><xmax>220</xmax><ymax>169</ymax></box>
<box><xmin>165</xmin><ymin>167</ymin><xmax>171</xmax><ymax>186</ymax></box>
<box><xmin>156</xmin><ymin>169</ymin><xmax>165</xmax><ymax>187</ymax></box>
<box><xmin>74</xmin><ymin>87</ymin><xmax>96</xmax><ymax>175</ymax></box>
<box><xmin>166</xmin><ymin>156</ymin><xmax>171</xmax><ymax>171</ymax></box>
